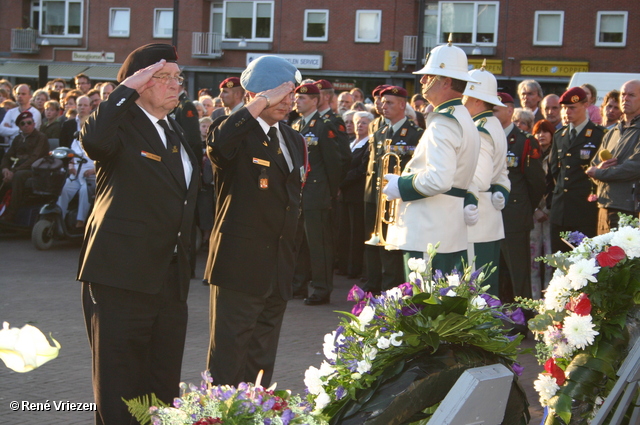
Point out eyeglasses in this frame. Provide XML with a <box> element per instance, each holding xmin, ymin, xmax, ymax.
<box><xmin>152</xmin><ymin>75</ymin><xmax>185</xmax><ymax>86</ymax></box>
<box><xmin>18</xmin><ymin>120</ymin><xmax>34</xmax><ymax>127</ymax></box>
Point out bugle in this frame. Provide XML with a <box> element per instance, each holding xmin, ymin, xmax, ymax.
<box><xmin>365</xmin><ymin>150</ymin><xmax>402</xmax><ymax>246</ymax></box>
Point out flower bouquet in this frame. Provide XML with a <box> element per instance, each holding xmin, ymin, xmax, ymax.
<box><xmin>304</xmin><ymin>244</ymin><xmax>530</xmax><ymax>425</ymax></box>
<box><xmin>126</xmin><ymin>371</ymin><xmax>327</xmax><ymax>425</ymax></box>
<box><xmin>525</xmin><ymin>215</ymin><xmax>640</xmax><ymax>424</ymax></box>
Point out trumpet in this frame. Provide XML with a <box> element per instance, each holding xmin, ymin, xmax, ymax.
<box><xmin>365</xmin><ymin>149</ymin><xmax>402</xmax><ymax>246</ymax></box>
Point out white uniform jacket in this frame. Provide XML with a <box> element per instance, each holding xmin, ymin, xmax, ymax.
<box><xmin>468</xmin><ymin>112</ymin><xmax>510</xmax><ymax>243</ymax></box>
<box><xmin>386</xmin><ymin>98</ymin><xmax>480</xmax><ymax>253</ymax></box>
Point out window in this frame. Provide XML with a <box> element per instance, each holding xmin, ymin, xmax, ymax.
<box><xmin>211</xmin><ymin>2</ymin><xmax>223</xmax><ymax>34</ymax></box>
<box><xmin>438</xmin><ymin>1</ymin><xmax>498</xmax><ymax>45</ymax></box>
<box><xmin>596</xmin><ymin>11</ymin><xmax>627</xmax><ymax>47</ymax></box>
<box><xmin>423</xmin><ymin>4</ymin><xmax>439</xmax><ymax>51</ymax></box>
<box><xmin>154</xmin><ymin>8</ymin><xmax>173</xmax><ymax>39</ymax></box>
<box><xmin>36</xmin><ymin>0</ymin><xmax>83</xmax><ymax>37</ymax></box>
<box><xmin>223</xmin><ymin>1</ymin><xmax>273</xmax><ymax>41</ymax></box>
<box><xmin>304</xmin><ymin>9</ymin><xmax>329</xmax><ymax>42</ymax></box>
<box><xmin>533</xmin><ymin>11</ymin><xmax>564</xmax><ymax>46</ymax></box>
<box><xmin>109</xmin><ymin>8</ymin><xmax>130</xmax><ymax>37</ymax></box>
<box><xmin>355</xmin><ymin>10</ymin><xmax>381</xmax><ymax>43</ymax></box>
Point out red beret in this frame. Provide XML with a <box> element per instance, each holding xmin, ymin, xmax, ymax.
<box><xmin>559</xmin><ymin>87</ymin><xmax>587</xmax><ymax>105</ymax></box>
<box><xmin>295</xmin><ymin>83</ymin><xmax>320</xmax><ymax>95</ymax></box>
<box><xmin>219</xmin><ymin>77</ymin><xmax>242</xmax><ymax>89</ymax></box>
<box><xmin>372</xmin><ymin>85</ymin><xmax>390</xmax><ymax>97</ymax></box>
<box><xmin>314</xmin><ymin>79</ymin><xmax>333</xmax><ymax>90</ymax></box>
<box><xmin>117</xmin><ymin>43</ymin><xmax>178</xmax><ymax>83</ymax></box>
<box><xmin>497</xmin><ymin>92</ymin><xmax>514</xmax><ymax>104</ymax></box>
<box><xmin>380</xmin><ymin>86</ymin><xmax>407</xmax><ymax>98</ymax></box>
<box><xmin>16</xmin><ymin>111</ymin><xmax>34</xmax><ymax>124</ymax></box>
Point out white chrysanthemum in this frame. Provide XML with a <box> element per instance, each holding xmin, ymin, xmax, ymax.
<box><xmin>390</xmin><ymin>331</ymin><xmax>404</xmax><ymax>346</ymax></box>
<box><xmin>563</xmin><ymin>313</ymin><xmax>599</xmax><ymax>350</ymax></box>
<box><xmin>553</xmin><ymin>341</ymin><xmax>575</xmax><ymax>359</ymax></box>
<box><xmin>314</xmin><ymin>390</ymin><xmax>331</xmax><ymax>410</ymax></box>
<box><xmin>376</xmin><ymin>336</ymin><xmax>391</xmax><ymax>350</ymax></box>
<box><xmin>534</xmin><ymin>374</ymin><xmax>560</xmax><ymax>406</ymax></box>
<box><xmin>544</xmin><ymin>275</ymin><xmax>573</xmax><ymax>312</ymax></box>
<box><xmin>447</xmin><ymin>274</ymin><xmax>461</xmax><ymax>287</ymax></box>
<box><xmin>322</xmin><ymin>331</ymin><xmax>344</xmax><ymax>361</ymax></box>
<box><xmin>356</xmin><ymin>359</ymin><xmax>372</xmax><ymax>374</ymax></box>
<box><xmin>566</xmin><ymin>258</ymin><xmax>599</xmax><ymax>290</ymax></box>
<box><xmin>358</xmin><ymin>306</ymin><xmax>375</xmax><ymax>330</ymax></box>
<box><xmin>304</xmin><ymin>366</ymin><xmax>324</xmax><ymax>395</ymax></box>
<box><xmin>611</xmin><ymin>226</ymin><xmax>640</xmax><ymax>258</ymax></box>
<box><xmin>471</xmin><ymin>296</ymin><xmax>487</xmax><ymax>309</ymax></box>
<box><xmin>592</xmin><ymin>232</ymin><xmax>614</xmax><ymax>248</ymax></box>
<box><xmin>407</xmin><ymin>257</ymin><xmax>427</xmax><ymax>273</ymax></box>
<box><xmin>318</xmin><ymin>361</ymin><xmax>335</xmax><ymax>377</ymax></box>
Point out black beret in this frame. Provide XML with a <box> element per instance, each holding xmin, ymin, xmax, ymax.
<box><xmin>117</xmin><ymin>43</ymin><xmax>178</xmax><ymax>83</ymax></box>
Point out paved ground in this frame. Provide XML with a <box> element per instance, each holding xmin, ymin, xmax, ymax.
<box><xmin>0</xmin><ymin>232</ymin><xmax>543</xmax><ymax>424</ymax></box>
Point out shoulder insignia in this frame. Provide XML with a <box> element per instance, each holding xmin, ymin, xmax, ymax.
<box><xmin>328</xmin><ymin>130</ymin><xmax>335</xmax><ymax>138</ymax></box>
<box><xmin>186</xmin><ymin>110</ymin><xmax>194</xmax><ymax>118</ymax></box>
<box><xmin>477</xmin><ymin>126</ymin><xmax>490</xmax><ymax>135</ymax></box>
<box><xmin>438</xmin><ymin>106</ymin><xmax>456</xmax><ymax>116</ymax></box>
<box><xmin>530</xmin><ymin>147</ymin><xmax>541</xmax><ymax>159</ymax></box>
<box><xmin>400</xmin><ymin>128</ymin><xmax>407</xmax><ymax>137</ymax></box>
<box><xmin>338</xmin><ymin>124</ymin><xmax>345</xmax><ymax>132</ymax></box>
<box><xmin>310</xmin><ymin>119</ymin><xmax>316</xmax><ymax>127</ymax></box>
<box><xmin>585</xmin><ymin>128</ymin><xmax>592</xmax><ymax>137</ymax></box>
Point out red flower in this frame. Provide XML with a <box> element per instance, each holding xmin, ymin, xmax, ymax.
<box><xmin>565</xmin><ymin>293</ymin><xmax>592</xmax><ymax>316</ymax></box>
<box><xmin>545</xmin><ymin>358</ymin><xmax>566</xmax><ymax>386</ymax></box>
<box><xmin>596</xmin><ymin>245</ymin><xmax>626</xmax><ymax>268</ymax></box>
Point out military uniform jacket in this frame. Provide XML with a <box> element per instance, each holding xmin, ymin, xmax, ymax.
<box><xmin>468</xmin><ymin>112</ymin><xmax>510</xmax><ymax>243</ymax></box>
<box><xmin>320</xmin><ymin>109</ymin><xmax>352</xmax><ymax>179</ymax></box>
<box><xmin>172</xmin><ymin>92</ymin><xmax>203</xmax><ymax>156</ymax></box>
<box><xmin>592</xmin><ymin>117</ymin><xmax>640</xmax><ymax>212</ymax></box>
<box><xmin>364</xmin><ymin>117</ymin><xmax>423</xmax><ymax>204</ymax></box>
<box><xmin>386</xmin><ymin>98</ymin><xmax>480</xmax><ymax>253</ymax></box>
<box><xmin>368</xmin><ymin>115</ymin><xmax>386</xmax><ymax>136</ymax></box>
<box><xmin>501</xmin><ymin>124</ymin><xmax>545</xmax><ymax>233</ymax></box>
<box><xmin>549</xmin><ymin>121</ymin><xmax>604</xmax><ymax>227</ymax></box>
<box><xmin>293</xmin><ymin>111</ymin><xmax>342</xmax><ymax>210</ymax></box>
<box><xmin>205</xmin><ymin>107</ymin><xmax>306</xmax><ymax>300</ymax></box>
<box><xmin>77</xmin><ymin>85</ymin><xmax>199</xmax><ymax>300</ymax></box>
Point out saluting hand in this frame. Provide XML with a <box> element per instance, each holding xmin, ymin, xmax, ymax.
<box><xmin>122</xmin><ymin>59</ymin><xmax>167</xmax><ymax>96</ymax></box>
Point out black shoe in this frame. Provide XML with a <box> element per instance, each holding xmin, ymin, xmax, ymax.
<box><xmin>202</xmin><ymin>279</ymin><xmax>209</xmax><ymax>286</ymax></box>
<box><xmin>304</xmin><ymin>294</ymin><xmax>330</xmax><ymax>306</ymax></box>
<box><xmin>292</xmin><ymin>291</ymin><xmax>308</xmax><ymax>299</ymax></box>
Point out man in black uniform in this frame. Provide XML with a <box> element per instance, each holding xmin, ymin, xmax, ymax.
<box><xmin>549</xmin><ymin>87</ymin><xmax>604</xmax><ymax>252</ymax></box>
<box><xmin>493</xmin><ymin>92</ymin><xmax>545</xmax><ymax>302</ymax></box>
<box><xmin>291</xmin><ymin>83</ymin><xmax>343</xmax><ymax>305</ymax></box>
<box><xmin>314</xmin><ymin>79</ymin><xmax>351</xmax><ymax>177</ymax></box>
<box><xmin>364</xmin><ymin>86</ymin><xmax>422</xmax><ymax>293</ymax></box>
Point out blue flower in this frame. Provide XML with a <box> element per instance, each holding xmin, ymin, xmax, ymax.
<box><xmin>335</xmin><ymin>386</ymin><xmax>346</xmax><ymax>400</ymax></box>
<box><xmin>262</xmin><ymin>397</ymin><xmax>276</xmax><ymax>411</ymax></box>
<box><xmin>282</xmin><ymin>409</ymin><xmax>294</xmax><ymax>424</ymax></box>
<box><xmin>512</xmin><ymin>362</ymin><xmax>524</xmax><ymax>376</ymax></box>
<box><xmin>566</xmin><ymin>231</ymin><xmax>586</xmax><ymax>246</ymax></box>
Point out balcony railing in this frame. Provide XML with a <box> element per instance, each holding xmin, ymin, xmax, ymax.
<box><xmin>402</xmin><ymin>35</ymin><xmax>438</xmax><ymax>65</ymax></box>
<box><xmin>192</xmin><ymin>32</ymin><xmax>223</xmax><ymax>59</ymax></box>
<box><xmin>11</xmin><ymin>28</ymin><xmax>39</xmax><ymax>54</ymax></box>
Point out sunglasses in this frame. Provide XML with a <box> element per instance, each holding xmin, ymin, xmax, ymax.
<box><xmin>19</xmin><ymin>120</ymin><xmax>34</xmax><ymax>127</ymax></box>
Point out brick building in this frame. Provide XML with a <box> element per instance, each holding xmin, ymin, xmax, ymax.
<box><xmin>0</xmin><ymin>0</ymin><xmax>638</xmax><ymax>100</ymax></box>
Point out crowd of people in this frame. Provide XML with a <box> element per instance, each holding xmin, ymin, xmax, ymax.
<box><xmin>1</xmin><ymin>41</ymin><xmax>639</xmax><ymax>425</ymax></box>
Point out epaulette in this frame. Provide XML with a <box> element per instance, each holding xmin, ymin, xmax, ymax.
<box><xmin>475</xmin><ymin>117</ymin><xmax>490</xmax><ymax>135</ymax></box>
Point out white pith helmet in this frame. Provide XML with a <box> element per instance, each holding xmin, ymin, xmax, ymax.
<box><xmin>413</xmin><ymin>34</ymin><xmax>478</xmax><ymax>83</ymax></box>
<box><xmin>462</xmin><ymin>59</ymin><xmax>505</xmax><ymax>107</ymax></box>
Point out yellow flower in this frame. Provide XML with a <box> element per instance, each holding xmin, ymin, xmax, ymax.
<box><xmin>0</xmin><ymin>322</ymin><xmax>61</xmax><ymax>373</ymax></box>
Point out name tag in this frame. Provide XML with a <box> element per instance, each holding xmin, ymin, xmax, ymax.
<box><xmin>253</xmin><ymin>157</ymin><xmax>270</xmax><ymax>167</ymax></box>
<box><xmin>141</xmin><ymin>151</ymin><xmax>161</xmax><ymax>162</ymax></box>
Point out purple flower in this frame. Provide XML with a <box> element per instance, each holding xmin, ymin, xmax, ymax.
<box><xmin>512</xmin><ymin>362</ymin><xmax>524</xmax><ymax>376</ymax></box>
<box><xmin>264</xmin><ymin>419</ymin><xmax>272</xmax><ymax>425</ymax></box>
<box><xmin>508</xmin><ymin>308</ymin><xmax>526</xmax><ymax>326</ymax></box>
<box><xmin>351</xmin><ymin>300</ymin><xmax>365</xmax><ymax>316</ymax></box>
<box><xmin>506</xmin><ymin>334</ymin><xmax>519</xmax><ymax>342</ymax></box>
<box><xmin>433</xmin><ymin>269</ymin><xmax>444</xmax><ymax>281</ymax></box>
<box><xmin>282</xmin><ymin>409</ymin><xmax>294</xmax><ymax>425</ymax></box>
<box><xmin>347</xmin><ymin>285</ymin><xmax>365</xmax><ymax>302</ymax></box>
<box><xmin>335</xmin><ymin>386</ymin><xmax>346</xmax><ymax>400</ymax></box>
<box><xmin>398</xmin><ymin>282</ymin><xmax>413</xmax><ymax>297</ymax></box>
<box><xmin>439</xmin><ymin>286</ymin><xmax>453</xmax><ymax>296</ymax></box>
<box><xmin>480</xmin><ymin>294</ymin><xmax>502</xmax><ymax>308</ymax></box>
<box><xmin>401</xmin><ymin>303</ymin><xmax>424</xmax><ymax>316</ymax></box>
<box><xmin>262</xmin><ymin>397</ymin><xmax>276</xmax><ymax>411</ymax></box>
<box><xmin>567</xmin><ymin>231</ymin><xmax>587</xmax><ymax>246</ymax></box>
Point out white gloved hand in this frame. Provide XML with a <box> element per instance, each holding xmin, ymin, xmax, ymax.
<box><xmin>464</xmin><ymin>204</ymin><xmax>479</xmax><ymax>226</ymax></box>
<box><xmin>382</xmin><ymin>174</ymin><xmax>401</xmax><ymax>201</ymax></box>
<box><xmin>491</xmin><ymin>192</ymin><xmax>506</xmax><ymax>210</ymax></box>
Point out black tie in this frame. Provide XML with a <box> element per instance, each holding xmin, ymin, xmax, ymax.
<box><xmin>267</xmin><ymin>126</ymin><xmax>289</xmax><ymax>172</ymax></box>
<box><xmin>387</xmin><ymin>126</ymin><xmax>394</xmax><ymax>139</ymax></box>
<box><xmin>157</xmin><ymin>120</ymin><xmax>186</xmax><ymax>187</ymax></box>
<box><xmin>570</xmin><ymin>128</ymin><xmax>577</xmax><ymax>142</ymax></box>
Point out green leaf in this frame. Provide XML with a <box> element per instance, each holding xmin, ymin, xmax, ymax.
<box><xmin>549</xmin><ymin>393</ymin><xmax>573</xmax><ymax>424</ymax></box>
<box><xmin>124</xmin><ymin>393</ymin><xmax>168</xmax><ymax>425</ymax></box>
<box><xmin>440</xmin><ymin>296</ymin><xmax>468</xmax><ymax>315</ymax></box>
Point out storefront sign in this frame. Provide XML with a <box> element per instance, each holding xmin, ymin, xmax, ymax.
<box><xmin>72</xmin><ymin>51</ymin><xmax>115</xmax><ymax>62</ymax></box>
<box><xmin>246</xmin><ymin>53</ymin><xmax>323</xmax><ymax>70</ymax></box>
<box><xmin>520</xmin><ymin>61</ymin><xmax>589</xmax><ymax>77</ymax></box>
<box><xmin>468</xmin><ymin>59</ymin><xmax>503</xmax><ymax>75</ymax></box>
<box><xmin>333</xmin><ymin>82</ymin><xmax>355</xmax><ymax>90</ymax></box>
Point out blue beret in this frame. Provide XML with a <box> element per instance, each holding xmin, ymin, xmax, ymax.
<box><xmin>241</xmin><ymin>55</ymin><xmax>302</xmax><ymax>93</ymax></box>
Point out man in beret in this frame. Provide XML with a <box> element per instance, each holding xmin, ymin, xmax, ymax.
<box><xmin>549</xmin><ymin>86</ymin><xmax>604</xmax><ymax>252</ymax></box>
<box><xmin>217</xmin><ymin>77</ymin><xmax>245</xmax><ymax>118</ymax></box>
<box><xmin>493</xmin><ymin>92</ymin><xmax>545</xmax><ymax>302</ymax></box>
<box><xmin>587</xmin><ymin>80</ymin><xmax>640</xmax><ymax>233</ymax></box>
<box><xmin>0</xmin><ymin>110</ymin><xmax>48</xmax><ymax>222</ymax></box>
<box><xmin>364</xmin><ymin>85</ymin><xmax>422</xmax><ymax>292</ymax></box>
<box><xmin>204</xmin><ymin>55</ymin><xmax>307</xmax><ymax>386</ymax></box>
<box><xmin>290</xmin><ymin>83</ymin><xmax>342</xmax><ymax>304</ymax></box>
<box><xmin>369</xmin><ymin>85</ymin><xmax>390</xmax><ymax>135</ymax></box>
<box><xmin>77</xmin><ymin>43</ymin><xmax>199</xmax><ymax>424</ymax></box>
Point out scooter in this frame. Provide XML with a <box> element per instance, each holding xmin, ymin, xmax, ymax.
<box><xmin>31</xmin><ymin>147</ymin><xmax>94</xmax><ymax>250</ymax></box>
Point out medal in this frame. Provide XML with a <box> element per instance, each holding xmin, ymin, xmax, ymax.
<box><xmin>259</xmin><ymin>168</ymin><xmax>269</xmax><ymax>190</ymax></box>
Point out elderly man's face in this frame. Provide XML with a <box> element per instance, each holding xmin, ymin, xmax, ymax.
<box><xmin>338</xmin><ymin>92</ymin><xmax>354</xmax><ymax>112</ymax></box>
<box><xmin>621</xmin><ymin>81</ymin><xmax>640</xmax><ymax>119</ymax></box>
<box><xmin>261</xmin><ymin>92</ymin><xmax>294</xmax><ymax>126</ymax></box>
<box><xmin>519</xmin><ymin>86</ymin><xmax>541</xmax><ymax>110</ymax></box>
<box><xmin>542</xmin><ymin>96</ymin><xmax>561</xmax><ymax>125</ymax></box>
<box><xmin>139</xmin><ymin>63</ymin><xmax>182</xmax><ymax>116</ymax></box>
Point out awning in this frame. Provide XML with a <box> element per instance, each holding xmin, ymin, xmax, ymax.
<box><xmin>0</xmin><ymin>61</ymin><xmax>118</xmax><ymax>81</ymax></box>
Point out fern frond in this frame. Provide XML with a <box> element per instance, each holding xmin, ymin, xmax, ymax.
<box><xmin>123</xmin><ymin>393</ymin><xmax>169</xmax><ymax>425</ymax></box>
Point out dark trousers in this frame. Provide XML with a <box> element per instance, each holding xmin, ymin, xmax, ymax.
<box><xmin>82</xmin><ymin>264</ymin><xmax>187</xmax><ymax>425</ymax></box>
<box><xmin>6</xmin><ymin>169</ymin><xmax>32</xmax><ymax>216</ymax></box>
<box><xmin>364</xmin><ymin>202</ymin><xmax>404</xmax><ymax>292</ymax></box>
<box><xmin>499</xmin><ymin>231</ymin><xmax>532</xmax><ymax>303</ymax></box>
<box><xmin>292</xmin><ymin>208</ymin><xmax>334</xmax><ymax>299</ymax></box>
<box><xmin>207</xmin><ymin>283</ymin><xmax>287</xmax><ymax>387</ymax></box>
<box><xmin>550</xmin><ymin>222</ymin><xmax>597</xmax><ymax>253</ymax></box>
<box><xmin>337</xmin><ymin>200</ymin><xmax>365</xmax><ymax>277</ymax></box>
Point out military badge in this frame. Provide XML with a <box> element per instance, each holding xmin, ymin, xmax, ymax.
<box><xmin>259</xmin><ymin>168</ymin><xmax>269</xmax><ymax>189</ymax></box>
<box><xmin>226</xmin><ymin>81</ymin><xmax>234</xmax><ymax>88</ymax></box>
<box><xmin>585</xmin><ymin>129</ymin><xmax>593</xmax><ymax>137</ymax></box>
<box><xmin>580</xmin><ymin>149</ymin><xmax>592</xmax><ymax>160</ymax></box>
<box><xmin>299</xmin><ymin>86</ymin><xmax>308</xmax><ymax>93</ymax></box>
<box><xmin>400</xmin><ymin>128</ymin><xmax>407</xmax><ymax>137</ymax></box>
<box><xmin>310</xmin><ymin>119</ymin><xmax>316</xmax><ymax>127</ymax></box>
<box><xmin>506</xmin><ymin>151</ymin><xmax>518</xmax><ymax>168</ymax></box>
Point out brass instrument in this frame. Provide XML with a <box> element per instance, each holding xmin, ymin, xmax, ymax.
<box><xmin>365</xmin><ymin>142</ymin><xmax>402</xmax><ymax>246</ymax></box>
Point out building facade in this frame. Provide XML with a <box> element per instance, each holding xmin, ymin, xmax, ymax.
<box><xmin>1</xmin><ymin>0</ymin><xmax>638</xmax><ymax>100</ymax></box>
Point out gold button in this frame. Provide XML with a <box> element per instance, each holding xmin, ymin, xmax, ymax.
<box><xmin>564</xmin><ymin>189</ymin><xmax>568</xmax><ymax>192</ymax></box>
<box><xmin>567</xmin><ymin>153</ymin><xmax>572</xmax><ymax>156</ymax></box>
<box><xmin>564</xmin><ymin>177</ymin><xmax>569</xmax><ymax>180</ymax></box>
